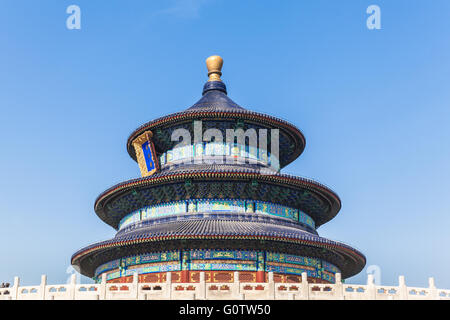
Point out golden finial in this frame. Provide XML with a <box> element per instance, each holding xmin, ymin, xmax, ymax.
<box><xmin>206</xmin><ymin>55</ymin><xmax>223</xmax><ymax>82</ymax></box>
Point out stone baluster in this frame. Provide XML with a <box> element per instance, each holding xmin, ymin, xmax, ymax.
<box><xmin>166</xmin><ymin>272</ymin><xmax>172</xmax><ymax>300</ymax></box>
<box><xmin>367</xmin><ymin>274</ymin><xmax>376</xmax><ymax>300</ymax></box>
<box><xmin>198</xmin><ymin>272</ymin><xmax>206</xmax><ymax>300</ymax></box>
<box><xmin>301</xmin><ymin>272</ymin><xmax>309</xmax><ymax>300</ymax></box>
<box><xmin>334</xmin><ymin>273</ymin><xmax>344</xmax><ymax>300</ymax></box>
<box><xmin>234</xmin><ymin>271</ymin><xmax>244</xmax><ymax>300</ymax></box>
<box><xmin>5</xmin><ymin>274</ymin><xmax>450</xmax><ymax>300</ymax></box>
<box><xmin>132</xmin><ymin>272</ymin><xmax>139</xmax><ymax>299</ymax></box>
<box><xmin>267</xmin><ymin>272</ymin><xmax>275</xmax><ymax>300</ymax></box>
<box><xmin>69</xmin><ymin>273</ymin><xmax>77</xmax><ymax>300</ymax></box>
<box><xmin>99</xmin><ymin>273</ymin><xmax>107</xmax><ymax>300</ymax></box>
<box><xmin>428</xmin><ymin>277</ymin><xmax>438</xmax><ymax>300</ymax></box>
<box><xmin>39</xmin><ymin>275</ymin><xmax>47</xmax><ymax>300</ymax></box>
<box><xmin>11</xmin><ymin>276</ymin><xmax>20</xmax><ymax>300</ymax></box>
<box><xmin>398</xmin><ymin>275</ymin><xmax>407</xmax><ymax>300</ymax></box>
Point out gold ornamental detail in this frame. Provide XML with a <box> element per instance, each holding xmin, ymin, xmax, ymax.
<box><xmin>132</xmin><ymin>130</ymin><xmax>159</xmax><ymax>177</ymax></box>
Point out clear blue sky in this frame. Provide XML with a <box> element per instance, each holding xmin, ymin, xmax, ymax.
<box><xmin>1</xmin><ymin>0</ymin><xmax>449</xmax><ymax>287</ymax></box>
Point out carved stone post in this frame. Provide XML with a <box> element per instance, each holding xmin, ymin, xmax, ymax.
<box><xmin>99</xmin><ymin>273</ymin><xmax>107</xmax><ymax>300</ymax></box>
<box><xmin>334</xmin><ymin>273</ymin><xmax>344</xmax><ymax>300</ymax></box>
<box><xmin>234</xmin><ymin>271</ymin><xmax>243</xmax><ymax>299</ymax></box>
<box><xmin>198</xmin><ymin>272</ymin><xmax>206</xmax><ymax>300</ymax></box>
<box><xmin>39</xmin><ymin>275</ymin><xmax>47</xmax><ymax>300</ymax></box>
<box><xmin>428</xmin><ymin>277</ymin><xmax>438</xmax><ymax>300</ymax></box>
<box><xmin>133</xmin><ymin>272</ymin><xmax>139</xmax><ymax>300</ymax></box>
<box><xmin>398</xmin><ymin>275</ymin><xmax>407</xmax><ymax>300</ymax></box>
<box><xmin>367</xmin><ymin>274</ymin><xmax>376</xmax><ymax>300</ymax></box>
<box><xmin>301</xmin><ymin>272</ymin><xmax>309</xmax><ymax>300</ymax></box>
<box><xmin>11</xmin><ymin>276</ymin><xmax>20</xmax><ymax>300</ymax></box>
<box><xmin>267</xmin><ymin>272</ymin><xmax>275</xmax><ymax>300</ymax></box>
<box><xmin>166</xmin><ymin>272</ymin><xmax>172</xmax><ymax>300</ymax></box>
<box><xmin>69</xmin><ymin>273</ymin><xmax>77</xmax><ymax>300</ymax></box>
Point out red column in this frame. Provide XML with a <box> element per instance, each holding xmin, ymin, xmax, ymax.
<box><xmin>180</xmin><ymin>270</ymin><xmax>190</xmax><ymax>283</ymax></box>
<box><xmin>256</xmin><ymin>251</ymin><xmax>266</xmax><ymax>282</ymax></box>
<box><xmin>256</xmin><ymin>271</ymin><xmax>265</xmax><ymax>282</ymax></box>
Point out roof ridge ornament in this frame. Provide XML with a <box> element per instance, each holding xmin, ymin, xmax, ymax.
<box><xmin>202</xmin><ymin>55</ymin><xmax>227</xmax><ymax>95</ymax></box>
<box><xmin>206</xmin><ymin>55</ymin><xmax>223</xmax><ymax>82</ymax></box>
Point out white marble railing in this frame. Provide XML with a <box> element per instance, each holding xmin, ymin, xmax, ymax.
<box><xmin>1</xmin><ymin>272</ymin><xmax>449</xmax><ymax>300</ymax></box>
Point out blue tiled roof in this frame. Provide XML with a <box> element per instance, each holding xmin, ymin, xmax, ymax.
<box><xmin>187</xmin><ymin>81</ymin><xmax>245</xmax><ymax>111</ymax></box>
<box><xmin>71</xmin><ymin>215</ymin><xmax>366</xmax><ymax>279</ymax></box>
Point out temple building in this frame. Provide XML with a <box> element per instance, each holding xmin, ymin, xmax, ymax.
<box><xmin>71</xmin><ymin>56</ymin><xmax>366</xmax><ymax>284</ymax></box>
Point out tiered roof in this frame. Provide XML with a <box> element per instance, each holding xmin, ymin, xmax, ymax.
<box><xmin>71</xmin><ymin>56</ymin><xmax>365</xmax><ymax>280</ymax></box>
